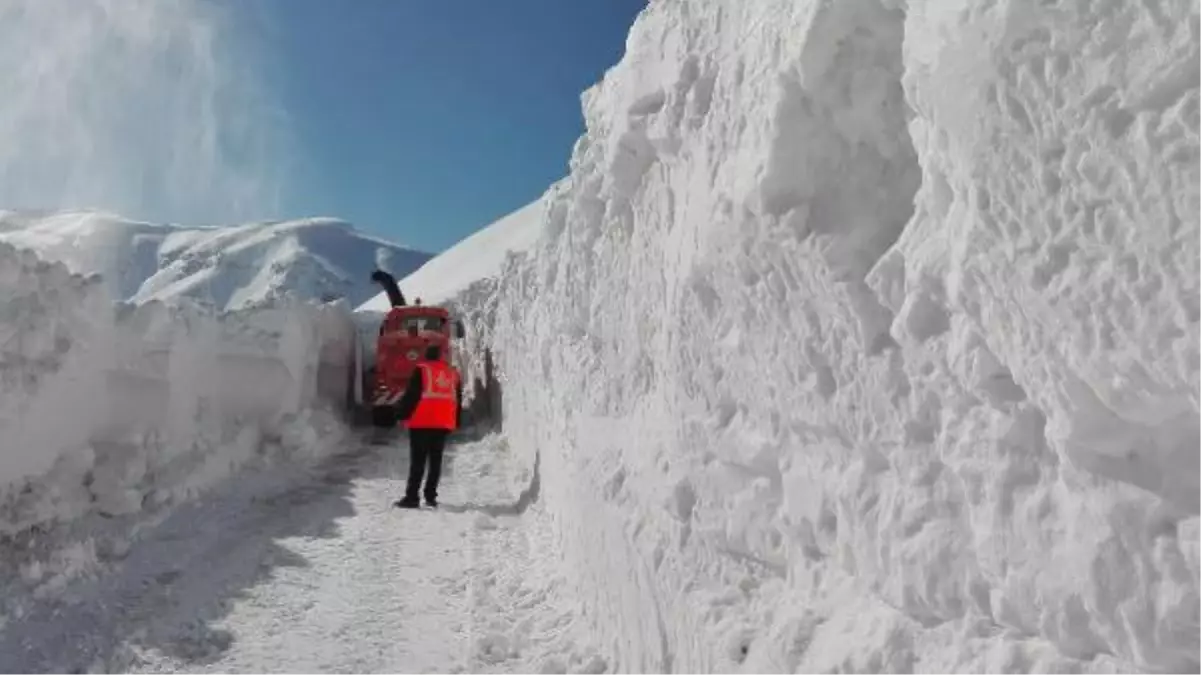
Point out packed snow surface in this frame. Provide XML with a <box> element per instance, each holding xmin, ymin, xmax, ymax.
<box><xmin>0</xmin><ymin>210</ymin><xmax>432</xmax><ymax>310</ymax></box>
<box><xmin>0</xmin><ymin>433</ymin><xmax>602</xmax><ymax>674</ymax></box>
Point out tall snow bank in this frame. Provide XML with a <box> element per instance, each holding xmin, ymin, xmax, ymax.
<box><xmin>0</xmin><ymin>241</ymin><xmax>358</xmax><ymax>539</ymax></box>
<box><xmin>486</xmin><ymin>0</ymin><xmax>1199</xmax><ymax>671</ymax></box>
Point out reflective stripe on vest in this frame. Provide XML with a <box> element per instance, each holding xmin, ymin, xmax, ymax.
<box><xmin>406</xmin><ymin>363</ymin><xmax>457</xmax><ymax>430</ymax></box>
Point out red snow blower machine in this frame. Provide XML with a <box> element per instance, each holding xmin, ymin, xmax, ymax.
<box><xmin>352</xmin><ymin>270</ymin><xmax>466</xmax><ymax>429</ymax></box>
<box><xmin>347</xmin><ymin>269</ymin><xmax>500</xmax><ymax>439</ymax></box>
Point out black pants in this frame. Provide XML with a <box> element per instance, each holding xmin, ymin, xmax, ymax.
<box><xmin>406</xmin><ymin>428</ymin><xmax>449</xmax><ymax>501</ymax></box>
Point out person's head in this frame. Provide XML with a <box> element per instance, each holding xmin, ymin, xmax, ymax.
<box><xmin>424</xmin><ymin>344</ymin><xmax>442</xmax><ymax>361</ymax></box>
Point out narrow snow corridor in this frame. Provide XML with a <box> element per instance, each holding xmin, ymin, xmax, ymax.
<box><xmin>0</xmin><ymin>433</ymin><xmax>590</xmax><ymax>674</ymax></box>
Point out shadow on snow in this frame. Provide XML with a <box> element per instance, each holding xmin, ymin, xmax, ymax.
<box><xmin>438</xmin><ymin>450</ymin><xmax>541</xmax><ymax>518</ymax></box>
<box><xmin>0</xmin><ymin>431</ymin><xmax>442</xmax><ymax>673</ymax></box>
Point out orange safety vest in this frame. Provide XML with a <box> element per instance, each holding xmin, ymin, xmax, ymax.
<box><xmin>406</xmin><ymin>362</ymin><xmax>458</xmax><ymax>430</ymax></box>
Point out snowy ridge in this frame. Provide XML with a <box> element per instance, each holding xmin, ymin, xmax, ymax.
<box><xmin>465</xmin><ymin>0</ymin><xmax>1200</xmax><ymax>672</ymax></box>
<box><xmin>359</xmin><ymin>193</ymin><xmax>552</xmax><ymax>312</ymax></box>
<box><xmin>0</xmin><ymin>210</ymin><xmax>432</xmax><ymax>311</ymax></box>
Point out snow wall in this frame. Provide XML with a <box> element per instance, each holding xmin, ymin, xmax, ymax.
<box><xmin>0</xmin><ymin>241</ymin><xmax>358</xmax><ymax>545</ymax></box>
<box><xmin>479</xmin><ymin>0</ymin><xmax>1199</xmax><ymax>671</ymax></box>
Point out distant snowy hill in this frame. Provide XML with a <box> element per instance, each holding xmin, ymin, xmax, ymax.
<box><xmin>357</xmin><ymin>193</ymin><xmax>550</xmax><ymax>313</ymax></box>
<box><xmin>0</xmin><ymin>209</ymin><xmax>432</xmax><ymax>310</ymax></box>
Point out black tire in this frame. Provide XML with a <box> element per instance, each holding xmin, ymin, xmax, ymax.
<box><xmin>364</xmin><ymin>366</ymin><xmax>377</xmax><ymax>402</ymax></box>
<box><xmin>372</xmin><ymin>404</ymin><xmax>398</xmax><ymax>428</ymax></box>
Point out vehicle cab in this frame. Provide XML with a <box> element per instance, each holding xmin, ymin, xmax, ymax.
<box><xmin>372</xmin><ymin>304</ymin><xmax>464</xmax><ymax>407</ymax></box>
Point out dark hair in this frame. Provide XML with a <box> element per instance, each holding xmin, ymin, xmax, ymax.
<box><xmin>424</xmin><ymin>344</ymin><xmax>442</xmax><ymax>361</ymax></box>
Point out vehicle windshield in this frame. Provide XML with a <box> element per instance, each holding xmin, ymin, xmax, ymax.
<box><xmin>398</xmin><ymin>316</ymin><xmax>445</xmax><ymax>333</ymax></box>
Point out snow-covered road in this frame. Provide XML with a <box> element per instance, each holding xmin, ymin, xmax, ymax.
<box><xmin>1</xmin><ymin>432</ymin><xmax>593</xmax><ymax>674</ymax></box>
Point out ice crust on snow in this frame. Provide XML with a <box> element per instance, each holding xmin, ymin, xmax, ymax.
<box><xmin>392</xmin><ymin>0</ymin><xmax>1199</xmax><ymax>671</ymax></box>
<box><xmin>0</xmin><ymin>209</ymin><xmax>432</xmax><ymax>311</ymax></box>
<box><xmin>0</xmin><ymin>240</ymin><xmax>357</xmax><ymax>575</ymax></box>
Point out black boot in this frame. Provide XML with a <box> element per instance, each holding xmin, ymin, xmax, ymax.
<box><xmin>424</xmin><ymin>494</ymin><xmax>438</xmax><ymax>508</ymax></box>
<box><xmin>393</xmin><ymin>496</ymin><xmax>420</xmax><ymax>509</ymax></box>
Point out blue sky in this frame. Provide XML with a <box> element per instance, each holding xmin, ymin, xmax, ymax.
<box><xmin>253</xmin><ymin>0</ymin><xmax>646</xmax><ymax>253</ymax></box>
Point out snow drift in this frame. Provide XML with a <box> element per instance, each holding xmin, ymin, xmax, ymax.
<box><xmin>420</xmin><ymin>0</ymin><xmax>1199</xmax><ymax>672</ymax></box>
<box><xmin>0</xmin><ymin>241</ymin><xmax>359</xmax><ymax>587</ymax></box>
<box><xmin>0</xmin><ymin>210</ymin><xmax>432</xmax><ymax>311</ymax></box>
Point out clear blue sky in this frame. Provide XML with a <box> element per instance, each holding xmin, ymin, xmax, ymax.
<box><xmin>251</xmin><ymin>0</ymin><xmax>647</xmax><ymax>253</ymax></box>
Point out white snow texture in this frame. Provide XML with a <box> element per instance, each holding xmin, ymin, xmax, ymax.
<box><xmin>403</xmin><ymin>0</ymin><xmax>1197</xmax><ymax>672</ymax></box>
<box><xmin>0</xmin><ymin>239</ymin><xmax>358</xmax><ymax>550</ymax></box>
<box><xmin>1</xmin><ymin>0</ymin><xmax>1197</xmax><ymax>672</ymax></box>
<box><xmin>0</xmin><ymin>211</ymin><xmax>417</xmax><ymax>601</ymax></box>
<box><xmin>0</xmin><ymin>210</ymin><xmax>432</xmax><ymax>311</ymax></box>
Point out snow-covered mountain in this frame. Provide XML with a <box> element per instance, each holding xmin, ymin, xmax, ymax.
<box><xmin>0</xmin><ymin>209</ymin><xmax>432</xmax><ymax>310</ymax></box>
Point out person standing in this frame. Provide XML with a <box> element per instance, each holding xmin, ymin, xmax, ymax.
<box><xmin>392</xmin><ymin>344</ymin><xmax>460</xmax><ymax>508</ymax></box>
